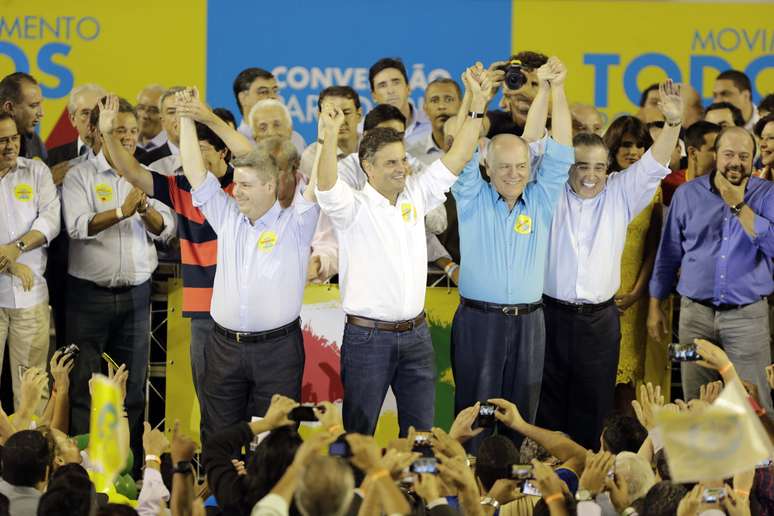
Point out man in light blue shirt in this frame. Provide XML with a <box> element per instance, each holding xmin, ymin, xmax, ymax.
<box><xmin>451</xmin><ymin>58</ymin><xmax>574</xmax><ymax>450</ymax></box>
<box><xmin>538</xmin><ymin>81</ymin><xmax>682</xmax><ymax>449</ymax></box>
<box><xmin>176</xmin><ymin>88</ymin><xmax>320</xmax><ymax>432</ymax></box>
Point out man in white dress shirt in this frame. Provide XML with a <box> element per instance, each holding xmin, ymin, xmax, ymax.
<box><xmin>0</xmin><ymin>113</ymin><xmax>60</xmax><ymax>409</ymax></box>
<box><xmin>63</xmin><ymin>95</ymin><xmax>175</xmax><ymax>468</ymax></box>
<box><xmin>177</xmin><ymin>88</ymin><xmax>320</xmax><ymax>431</ymax></box>
<box><xmin>315</xmin><ymin>65</ymin><xmax>490</xmax><ymax>435</ymax></box>
<box><xmin>537</xmin><ymin>81</ymin><xmax>683</xmax><ymax>449</ymax></box>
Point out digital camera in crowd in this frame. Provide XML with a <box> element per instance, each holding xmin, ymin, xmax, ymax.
<box><xmin>668</xmin><ymin>343</ymin><xmax>700</xmax><ymax>362</ymax></box>
<box><xmin>474</xmin><ymin>402</ymin><xmax>497</xmax><ymax>428</ymax></box>
<box><xmin>498</xmin><ymin>59</ymin><xmax>527</xmax><ymax>90</ymax></box>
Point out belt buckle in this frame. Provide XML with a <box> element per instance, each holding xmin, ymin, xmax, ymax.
<box><xmin>502</xmin><ymin>306</ymin><xmax>520</xmax><ymax>316</ymax></box>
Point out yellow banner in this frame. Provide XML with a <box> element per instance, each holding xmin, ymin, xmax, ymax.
<box><xmin>88</xmin><ymin>375</ymin><xmax>128</xmax><ymax>488</ymax></box>
<box><xmin>514</xmin><ymin>1</ymin><xmax>774</xmax><ymax>124</ymax></box>
<box><xmin>0</xmin><ymin>0</ymin><xmax>207</xmax><ymax>140</ymax></box>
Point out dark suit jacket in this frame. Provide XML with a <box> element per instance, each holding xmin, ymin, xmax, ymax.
<box><xmin>46</xmin><ymin>140</ymin><xmax>78</xmax><ymax>167</ymax></box>
<box><xmin>139</xmin><ymin>142</ymin><xmax>171</xmax><ymax>166</ymax></box>
<box><xmin>46</xmin><ymin>139</ymin><xmax>148</xmax><ymax>167</ymax></box>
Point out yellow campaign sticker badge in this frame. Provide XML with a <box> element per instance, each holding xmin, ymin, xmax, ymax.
<box><xmin>514</xmin><ymin>214</ymin><xmax>532</xmax><ymax>235</ymax></box>
<box><xmin>401</xmin><ymin>203</ymin><xmax>416</xmax><ymax>223</ymax></box>
<box><xmin>13</xmin><ymin>183</ymin><xmax>33</xmax><ymax>202</ymax></box>
<box><xmin>257</xmin><ymin>230</ymin><xmax>278</xmax><ymax>252</ymax></box>
<box><xmin>95</xmin><ymin>183</ymin><xmax>113</xmax><ymax>203</ymax></box>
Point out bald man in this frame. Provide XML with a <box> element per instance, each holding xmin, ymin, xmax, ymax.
<box><xmin>650</xmin><ymin>126</ymin><xmax>774</xmax><ymax>413</ymax></box>
<box><xmin>570</xmin><ymin>104</ymin><xmax>605</xmax><ymax>136</ymax></box>
<box><xmin>451</xmin><ymin>57</ymin><xmax>574</xmax><ymax>451</ymax></box>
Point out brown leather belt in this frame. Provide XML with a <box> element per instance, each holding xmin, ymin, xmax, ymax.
<box><xmin>346</xmin><ymin>313</ymin><xmax>426</xmax><ymax>332</ymax></box>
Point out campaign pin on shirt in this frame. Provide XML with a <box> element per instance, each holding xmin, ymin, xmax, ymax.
<box><xmin>401</xmin><ymin>202</ymin><xmax>417</xmax><ymax>223</ymax></box>
<box><xmin>95</xmin><ymin>183</ymin><xmax>114</xmax><ymax>203</ymax></box>
<box><xmin>14</xmin><ymin>183</ymin><xmax>33</xmax><ymax>202</ymax></box>
<box><xmin>514</xmin><ymin>214</ymin><xmax>532</xmax><ymax>235</ymax></box>
<box><xmin>257</xmin><ymin>230</ymin><xmax>278</xmax><ymax>252</ymax></box>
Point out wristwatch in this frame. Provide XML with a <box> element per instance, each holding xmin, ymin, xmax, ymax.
<box><xmin>730</xmin><ymin>201</ymin><xmax>746</xmax><ymax>216</ymax></box>
<box><xmin>173</xmin><ymin>461</ymin><xmax>193</xmax><ymax>475</ymax></box>
<box><xmin>575</xmin><ymin>489</ymin><xmax>593</xmax><ymax>502</ymax></box>
<box><xmin>15</xmin><ymin>240</ymin><xmax>26</xmax><ymax>253</ymax></box>
<box><xmin>480</xmin><ymin>496</ymin><xmax>500</xmax><ymax>509</ymax></box>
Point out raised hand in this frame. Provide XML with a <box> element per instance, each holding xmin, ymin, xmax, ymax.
<box><xmin>170</xmin><ymin>420</ymin><xmax>197</xmax><ymax>464</ymax></box>
<box><xmin>320</xmin><ymin>101</ymin><xmax>345</xmax><ymax>134</ymax></box>
<box><xmin>700</xmin><ymin>381</ymin><xmax>724</xmax><ymax>404</ymax></box>
<box><xmin>19</xmin><ymin>367</ymin><xmax>48</xmax><ymax>412</ymax></box>
<box><xmin>767</xmin><ymin>364</ymin><xmax>774</xmax><ymax>390</ymax></box>
<box><xmin>488</xmin><ymin>397</ymin><xmax>526</xmax><ymax>431</ymax></box>
<box><xmin>548</xmin><ymin>57</ymin><xmax>567</xmax><ymax>87</ymax></box>
<box><xmin>175</xmin><ymin>87</ymin><xmax>216</xmax><ymax>125</ymax></box>
<box><xmin>449</xmin><ymin>402</ymin><xmax>484</xmax><ymax>444</ymax></box>
<box><xmin>109</xmin><ymin>363</ymin><xmax>129</xmax><ymax>405</ymax></box>
<box><xmin>50</xmin><ymin>349</ymin><xmax>75</xmax><ymax>391</ymax></box>
<box><xmin>98</xmin><ymin>95</ymin><xmax>119</xmax><ymax>136</ymax></box>
<box><xmin>631</xmin><ymin>382</ymin><xmax>664</xmax><ymax>431</ymax></box>
<box><xmin>8</xmin><ymin>262</ymin><xmax>34</xmax><ymax>291</ymax></box>
<box><xmin>262</xmin><ymin>394</ymin><xmax>298</xmax><ymax>429</ymax></box>
<box><xmin>694</xmin><ymin>338</ymin><xmax>733</xmax><ymax>373</ymax></box>
<box><xmin>143</xmin><ymin>421</ymin><xmax>170</xmax><ymax>457</ymax></box>
<box><xmin>657</xmin><ymin>79</ymin><xmax>683</xmax><ymax>124</ymax></box>
<box><xmin>579</xmin><ymin>450</ymin><xmax>616</xmax><ymax>495</ymax></box>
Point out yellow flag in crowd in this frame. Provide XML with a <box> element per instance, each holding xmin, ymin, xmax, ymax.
<box><xmin>88</xmin><ymin>375</ymin><xmax>128</xmax><ymax>490</ymax></box>
<box><xmin>655</xmin><ymin>380</ymin><xmax>773</xmax><ymax>483</ymax></box>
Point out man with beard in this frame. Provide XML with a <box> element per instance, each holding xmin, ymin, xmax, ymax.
<box><xmin>649</xmin><ymin>126</ymin><xmax>774</xmax><ymax>412</ymax></box>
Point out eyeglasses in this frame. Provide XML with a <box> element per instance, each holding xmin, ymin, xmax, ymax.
<box><xmin>0</xmin><ymin>134</ymin><xmax>20</xmax><ymax>148</ymax></box>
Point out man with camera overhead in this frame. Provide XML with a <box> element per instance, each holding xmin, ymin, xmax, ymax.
<box><xmin>450</xmin><ymin>57</ymin><xmax>574</xmax><ymax>451</ymax></box>
<box><xmin>486</xmin><ymin>51</ymin><xmax>549</xmax><ymax>138</ymax></box>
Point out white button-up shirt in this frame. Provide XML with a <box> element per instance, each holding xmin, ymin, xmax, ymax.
<box><xmin>544</xmin><ymin>150</ymin><xmax>669</xmax><ymax>304</ymax></box>
<box><xmin>0</xmin><ymin>158</ymin><xmax>60</xmax><ymax>308</ymax></box>
<box><xmin>62</xmin><ymin>151</ymin><xmax>176</xmax><ymax>288</ymax></box>
<box><xmin>407</xmin><ymin>130</ymin><xmax>443</xmax><ymax>167</ymax></box>
<box><xmin>192</xmin><ymin>173</ymin><xmax>320</xmax><ymax>332</ymax></box>
<box><xmin>316</xmin><ymin>159</ymin><xmax>456</xmax><ymax>321</ymax></box>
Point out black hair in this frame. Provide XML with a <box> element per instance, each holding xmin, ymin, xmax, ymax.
<box><xmin>603</xmin><ymin>115</ymin><xmax>653</xmax><ymax>172</ymax></box>
<box><xmin>475</xmin><ymin>435</ymin><xmax>520</xmax><ymax>491</ymax></box>
<box><xmin>716</xmin><ymin>69</ymin><xmax>752</xmax><ymax>94</ymax></box>
<box><xmin>89</xmin><ymin>96</ymin><xmax>136</xmax><ymax>129</ymax></box>
<box><xmin>363</xmin><ymin>104</ymin><xmax>406</xmax><ymax>133</ymax></box>
<box><xmin>40</xmin><ymin>464</ymin><xmax>95</xmax><ymax>516</ymax></box>
<box><xmin>759</xmin><ymin>94</ymin><xmax>774</xmax><ymax>115</ymax></box>
<box><xmin>753</xmin><ymin>113</ymin><xmax>774</xmax><ymax>138</ymax></box>
<box><xmin>640</xmin><ymin>481</ymin><xmax>687</xmax><ymax>516</ymax></box>
<box><xmin>96</xmin><ymin>504</ymin><xmax>139</xmax><ymax>516</ymax></box>
<box><xmin>0</xmin><ymin>494</ymin><xmax>7</xmax><ymax>516</ymax></box>
<box><xmin>318</xmin><ymin>85</ymin><xmax>361</xmax><ymax>112</ymax></box>
<box><xmin>1</xmin><ymin>430</ymin><xmax>52</xmax><ymax>487</ymax></box>
<box><xmin>639</xmin><ymin>83</ymin><xmax>660</xmax><ymax>107</ymax></box>
<box><xmin>425</xmin><ymin>78</ymin><xmax>462</xmax><ymax>99</ymax></box>
<box><xmin>358</xmin><ymin>127</ymin><xmax>404</xmax><ymax>171</ymax></box>
<box><xmin>601</xmin><ymin>414</ymin><xmax>647</xmax><ymax>454</ymax></box>
<box><xmin>369</xmin><ymin>58</ymin><xmax>408</xmax><ymax>92</ymax></box>
<box><xmin>573</xmin><ymin>131</ymin><xmax>607</xmax><ymax>150</ymax></box>
<box><xmin>509</xmin><ymin>51</ymin><xmax>549</xmax><ymax>71</ymax></box>
<box><xmin>195</xmin><ymin>121</ymin><xmax>227</xmax><ymax>152</ymax></box>
<box><xmin>239</xmin><ymin>427</ymin><xmax>303</xmax><ymax>513</ymax></box>
<box><xmin>233</xmin><ymin>67</ymin><xmax>274</xmax><ymax>114</ymax></box>
<box><xmin>654</xmin><ymin>449</ymin><xmax>671</xmax><ymax>481</ymax></box>
<box><xmin>213</xmin><ymin>107</ymin><xmax>237</xmax><ymax>128</ymax></box>
<box><xmin>0</xmin><ymin>72</ymin><xmax>37</xmax><ymax>105</ymax></box>
<box><xmin>684</xmin><ymin>120</ymin><xmax>721</xmax><ymax>150</ymax></box>
<box><xmin>705</xmin><ymin>101</ymin><xmax>745</xmax><ymax>127</ymax></box>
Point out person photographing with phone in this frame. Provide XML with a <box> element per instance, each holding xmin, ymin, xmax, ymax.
<box><xmin>649</xmin><ymin>125</ymin><xmax>774</xmax><ymax>412</ymax></box>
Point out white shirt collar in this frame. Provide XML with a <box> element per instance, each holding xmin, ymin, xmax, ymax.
<box><xmin>168</xmin><ymin>140</ymin><xmax>180</xmax><ymax>156</ymax></box>
<box><xmin>147</xmin><ymin>129</ymin><xmax>168</xmax><ymax>149</ymax></box>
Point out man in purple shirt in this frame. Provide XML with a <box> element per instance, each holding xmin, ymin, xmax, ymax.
<box><xmin>649</xmin><ymin>126</ymin><xmax>774</xmax><ymax>411</ymax></box>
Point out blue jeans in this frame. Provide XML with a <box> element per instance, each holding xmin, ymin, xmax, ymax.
<box><xmin>341</xmin><ymin>321</ymin><xmax>435</xmax><ymax>436</ymax></box>
<box><xmin>189</xmin><ymin>316</ymin><xmax>213</xmax><ymax>442</ymax></box>
<box><xmin>451</xmin><ymin>303</ymin><xmax>545</xmax><ymax>451</ymax></box>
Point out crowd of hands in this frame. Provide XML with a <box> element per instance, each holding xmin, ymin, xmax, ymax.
<box><xmin>0</xmin><ymin>337</ymin><xmax>770</xmax><ymax>515</ymax></box>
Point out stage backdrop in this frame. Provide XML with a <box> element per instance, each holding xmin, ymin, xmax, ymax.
<box><xmin>166</xmin><ymin>283</ymin><xmax>461</xmax><ymax>446</ymax></box>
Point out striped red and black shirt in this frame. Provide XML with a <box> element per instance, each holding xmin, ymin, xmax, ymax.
<box><xmin>152</xmin><ymin>169</ymin><xmax>235</xmax><ymax>318</ymax></box>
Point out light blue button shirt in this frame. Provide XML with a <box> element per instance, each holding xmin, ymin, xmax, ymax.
<box><xmin>192</xmin><ymin>173</ymin><xmax>320</xmax><ymax>332</ymax></box>
<box><xmin>453</xmin><ymin>138</ymin><xmax>574</xmax><ymax>304</ymax></box>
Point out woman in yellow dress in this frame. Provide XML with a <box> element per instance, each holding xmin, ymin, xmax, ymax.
<box><xmin>603</xmin><ymin>116</ymin><xmax>672</xmax><ymax>412</ymax></box>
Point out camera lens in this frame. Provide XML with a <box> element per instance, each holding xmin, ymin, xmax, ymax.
<box><xmin>505</xmin><ymin>67</ymin><xmax>526</xmax><ymax>90</ymax></box>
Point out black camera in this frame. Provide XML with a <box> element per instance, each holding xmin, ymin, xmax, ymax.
<box><xmin>668</xmin><ymin>343</ymin><xmax>700</xmax><ymax>362</ymax></box>
<box><xmin>410</xmin><ymin>457</ymin><xmax>438</xmax><ymax>475</ymax></box>
<box><xmin>58</xmin><ymin>343</ymin><xmax>80</xmax><ymax>359</ymax></box>
<box><xmin>289</xmin><ymin>404</ymin><xmax>320</xmax><ymax>422</ymax></box>
<box><xmin>499</xmin><ymin>59</ymin><xmax>527</xmax><ymax>90</ymax></box>
<box><xmin>412</xmin><ymin>431</ymin><xmax>434</xmax><ymax>458</ymax></box>
<box><xmin>474</xmin><ymin>403</ymin><xmax>497</xmax><ymax>429</ymax></box>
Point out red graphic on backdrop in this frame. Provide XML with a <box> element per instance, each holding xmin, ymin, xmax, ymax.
<box><xmin>301</xmin><ymin>324</ymin><xmax>343</xmax><ymax>404</ymax></box>
<box><xmin>44</xmin><ymin>107</ymin><xmax>78</xmax><ymax>150</ymax></box>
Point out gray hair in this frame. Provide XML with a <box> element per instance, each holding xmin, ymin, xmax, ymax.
<box><xmin>231</xmin><ymin>148</ymin><xmax>279</xmax><ymax>185</ymax></box>
<box><xmin>67</xmin><ymin>83</ymin><xmax>106</xmax><ymax>115</ymax></box>
<box><xmin>159</xmin><ymin>86</ymin><xmax>186</xmax><ymax>110</ymax></box>
<box><xmin>615</xmin><ymin>452</ymin><xmax>656</xmax><ymax>501</ymax></box>
<box><xmin>248</xmin><ymin>98</ymin><xmax>292</xmax><ymax>133</ymax></box>
<box><xmin>294</xmin><ymin>456</ymin><xmax>354</xmax><ymax>516</ymax></box>
<box><xmin>256</xmin><ymin>136</ymin><xmax>299</xmax><ymax>173</ymax></box>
